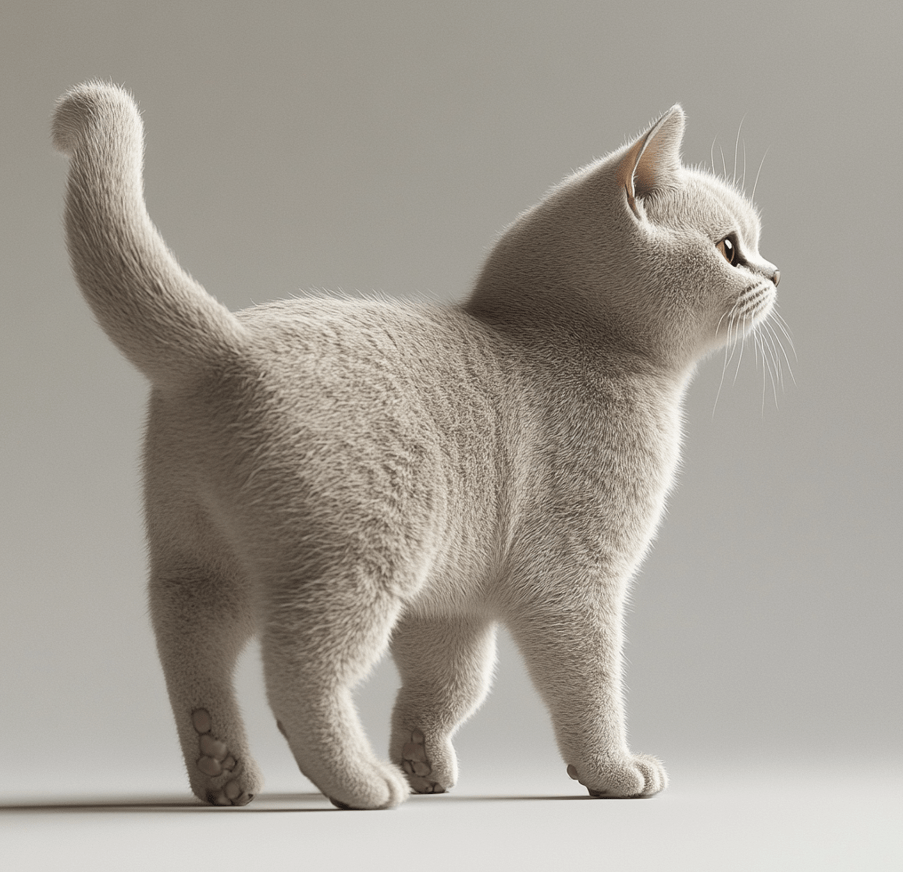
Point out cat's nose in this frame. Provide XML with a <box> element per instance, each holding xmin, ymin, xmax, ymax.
<box><xmin>771</xmin><ymin>269</ymin><xmax>780</xmax><ymax>287</ymax></box>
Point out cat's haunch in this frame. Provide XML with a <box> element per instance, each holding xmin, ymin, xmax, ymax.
<box><xmin>55</xmin><ymin>83</ymin><xmax>779</xmax><ymax>809</ymax></box>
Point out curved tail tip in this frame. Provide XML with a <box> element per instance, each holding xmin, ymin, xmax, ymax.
<box><xmin>52</xmin><ymin>81</ymin><xmax>140</xmax><ymax>155</ymax></box>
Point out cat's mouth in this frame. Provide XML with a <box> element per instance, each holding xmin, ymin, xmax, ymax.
<box><xmin>734</xmin><ymin>280</ymin><xmax>776</xmax><ymax>326</ymax></box>
<box><xmin>715</xmin><ymin>280</ymin><xmax>777</xmax><ymax>346</ymax></box>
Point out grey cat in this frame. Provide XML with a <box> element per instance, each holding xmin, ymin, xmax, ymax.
<box><xmin>53</xmin><ymin>83</ymin><xmax>780</xmax><ymax>809</ymax></box>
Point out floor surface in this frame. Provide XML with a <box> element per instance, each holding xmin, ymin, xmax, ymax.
<box><xmin>2</xmin><ymin>763</ymin><xmax>900</xmax><ymax>871</ymax></box>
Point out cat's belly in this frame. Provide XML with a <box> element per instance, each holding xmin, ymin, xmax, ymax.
<box><xmin>399</xmin><ymin>442</ymin><xmax>678</xmax><ymax>619</ymax></box>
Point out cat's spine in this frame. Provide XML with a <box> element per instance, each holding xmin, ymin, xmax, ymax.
<box><xmin>53</xmin><ymin>82</ymin><xmax>246</xmax><ymax>388</ymax></box>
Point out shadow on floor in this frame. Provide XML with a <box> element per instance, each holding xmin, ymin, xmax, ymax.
<box><xmin>0</xmin><ymin>789</ymin><xmax>624</xmax><ymax>813</ymax></box>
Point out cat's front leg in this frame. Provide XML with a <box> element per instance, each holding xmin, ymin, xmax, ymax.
<box><xmin>390</xmin><ymin>613</ymin><xmax>497</xmax><ymax>794</ymax></box>
<box><xmin>508</xmin><ymin>597</ymin><xmax>667</xmax><ymax>798</ymax></box>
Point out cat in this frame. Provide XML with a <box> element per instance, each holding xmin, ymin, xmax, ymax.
<box><xmin>53</xmin><ymin>82</ymin><xmax>780</xmax><ymax>810</ymax></box>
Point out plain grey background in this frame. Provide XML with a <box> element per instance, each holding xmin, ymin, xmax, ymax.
<box><xmin>2</xmin><ymin>1</ymin><xmax>901</xmax><ymax>868</ymax></box>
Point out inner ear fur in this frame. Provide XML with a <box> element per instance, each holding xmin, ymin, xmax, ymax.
<box><xmin>616</xmin><ymin>106</ymin><xmax>686</xmax><ymax>218</ymax></box>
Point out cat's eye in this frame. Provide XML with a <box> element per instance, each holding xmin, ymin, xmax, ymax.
<box><xmin>716</xmin><ymin>235</ymin><xmax>739</xmax><ymax>266</ymax></box>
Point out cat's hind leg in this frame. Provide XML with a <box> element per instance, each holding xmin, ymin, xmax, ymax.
<box><xmin>260</xmin><ymin>567</ymin><xmax>410</xmax><ymax>810</ymax></box>
<box><xmin>390</xmin><ymin>614</ymin><xmax>497</xmax><ymax>794</ymax></box>
<box><xmin>149</xmin><ymin>557</ymin><xmax>263</xmax><ymax>806</ymax></box>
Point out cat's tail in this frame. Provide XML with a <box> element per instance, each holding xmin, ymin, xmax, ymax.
<box><xmin>53</xmin><ymin>82</ymin><xmax>246</xmax><ymax>389</ymax></box>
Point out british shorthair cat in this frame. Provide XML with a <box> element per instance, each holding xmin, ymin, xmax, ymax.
<box><xmin>53</xmin><ymin>83</ymin><xmax>780</xmax><ymax>809</ymax></box>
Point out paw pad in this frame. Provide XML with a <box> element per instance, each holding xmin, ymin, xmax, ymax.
<box><xmin>567</xmin><ymin>763</ymin><xmax>608</xmax><ymax>795</ymax></box>
<box><xmin>401</xmin><ymin>729</ymin><xmax>446</xmax><ymax>795</ymax></box>
<box><xmin>207</xmin><ymin>786</ymin><xmax>253</xmax><ymax>807</ymax></box>
<box><xmin>192</xmin><ymin>708</ymin><xmax>249</xmax><ymax>806</ymax></box>
<box><xmin>192</xmin><ymin>709</ymin><xmax>212</xmax><ymax>734</ymax></box>
<box><xmin>402</xmin><ymin>729</ymin><xmax>431</xmax><ymax>778</ymax></box>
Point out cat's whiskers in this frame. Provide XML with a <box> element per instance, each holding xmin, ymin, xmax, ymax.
<box><xmin>751</xmin><ymin>147</ymin><xmax>770</xmax><ymax>202</ymax></box>
<box><xmin>731</xmin><ymin>317</ymin><xmax>748</xmax><ymax>386</ymax></box>
<box><xmin>751</xmin><ymin>314</ymin><xmax>761</xmax><ymax>371</ymax></box>
<box><xmin>760</xmin><ymin>326</ymin><xmax>774</xmax><ymax>412</ymax></box>
<box><xmin>756</xmin><ymin>321</ymin><xmax>780</xmax><ymax>412</ymax></box>
<box><xmin>742</xmin><ymin>142</ymin><xmax>747</xmax><ymax>192</ymax></box>
<box><xmin>764</xmin><ymin>321</ymin><xmax>787</xmax><ymax>392</ymax></box>
<box><xmin>752</xmin><ymin>303</ymin><xmax>796</xmax><ymax>412</ymax></box>
<box><xmin>771</xmin><ymin>308</ymin><xmax>798</xmax><ymax>373</ymax></box>
<box><xmin>732</xmin><ymin>115</ymin><xmax>746</xmax><ymax>188</ymax></box>
<box><xmin>768</xmin><ymin>312</ymin><xmax>796</xmax><ymax>393</ymax></box>
<box><xmin>749</xmin><ymin>321</ymin><xmax>766</xmax><ymax>412</ymax></box>
<box><xmin>712</xmin><ymin>301</ymin><xmax>743</xmax><ymax>416</ymax></box>
<box><xmin>713</xmin><ymin>285</ymin><xmax>792</xmax><ymax>415</ymax></box>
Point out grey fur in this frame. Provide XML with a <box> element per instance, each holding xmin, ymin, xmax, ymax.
<box><xmin>53</xmin><ymin>83</ymin><xmax>779</xmax><ymax>809</ymax></box>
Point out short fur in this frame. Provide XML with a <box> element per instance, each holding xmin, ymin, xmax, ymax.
<box><xmin>53</xmin><ymin>83</ymin><xmax>780</xmax><ymax>809</ymax></box>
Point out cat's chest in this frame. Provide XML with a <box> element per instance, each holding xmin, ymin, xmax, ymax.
<box><xmin>517</xmin><ymin>374</ymin><xmax>683</xmax><ymax>555</ymax></box>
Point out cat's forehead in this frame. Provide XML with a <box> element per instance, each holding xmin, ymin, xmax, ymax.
<box><xmin>643</xmin><ymin>168</ymin><xmax>760</xmax><ymax>249</ymax></box>
<box><xmin>679</xmin><ymin>169</ymin><xmax>762</xmax><ymax>246</ymax></box>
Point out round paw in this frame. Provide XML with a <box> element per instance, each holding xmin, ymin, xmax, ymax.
<box><xmin>322</xmin><ymin>759</ymin><xmax>409</xmax><ymax>810</ymax></box>
<box><xmin>278</xmin><ymin>717</ymin><xmax>409</xmax><ymax>810</ymax></box>
<box><xmin>566</xmin><ymin>753</ymin><xmax>668</xmax><ymax>798</ymax></box>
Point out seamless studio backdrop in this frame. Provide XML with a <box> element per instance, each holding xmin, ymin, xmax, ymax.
<box><xmin>1</xmin><ymin>0</ymin><xmax>901</xmax><ymax>861</ymax></box>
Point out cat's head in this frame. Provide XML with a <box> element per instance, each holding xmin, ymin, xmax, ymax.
<box><xmin>469</xmin><ymin>107</ymin><xmax>780</xmax><ymax>375</ymax></box>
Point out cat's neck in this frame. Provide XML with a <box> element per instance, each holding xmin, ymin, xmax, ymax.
<box><xmin>463</xmin><ymin>280</ymin><xmax>696</xmax><ymax>391</ymax></box>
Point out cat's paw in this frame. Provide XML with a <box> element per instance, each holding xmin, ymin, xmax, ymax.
<box><xmin>191</xmin><ymin>708</ymin><xmax>260</xmax><ymax>806</ymax></box>
<box><xmin>399</xmin><ymin>729</ymin><xmax>450</xmax><ymax>795</ymax></box>
<box><xmin>566</xmin><ymin>753</ymin><xmax>668</xmax><ymax>798</ymax></box>
<box><xmin>278</xmin><ymin>719</ymin><xmax>408</xmax><ymax>810</ymax></box>
<box><xmin>321</xmin><ymin>759</ymin><xmax>410</xmax><ymax>811</ymax></box>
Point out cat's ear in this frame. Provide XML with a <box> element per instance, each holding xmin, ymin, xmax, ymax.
<box><xmin>616</xmin><ymin>106</ymin><xmax>685</xmax><ymax>219</ymax></box>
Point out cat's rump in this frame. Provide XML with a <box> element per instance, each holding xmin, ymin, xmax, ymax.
<box><xmin>53</xmin><ymin>82</ymin><xmax>246</xmax><ymax>389</ymax></box>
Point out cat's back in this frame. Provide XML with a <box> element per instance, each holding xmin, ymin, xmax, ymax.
<box><xmin>233</xmin><ymin>296</ymin><xmax>514</xmax><ymax>442</ymax></box>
